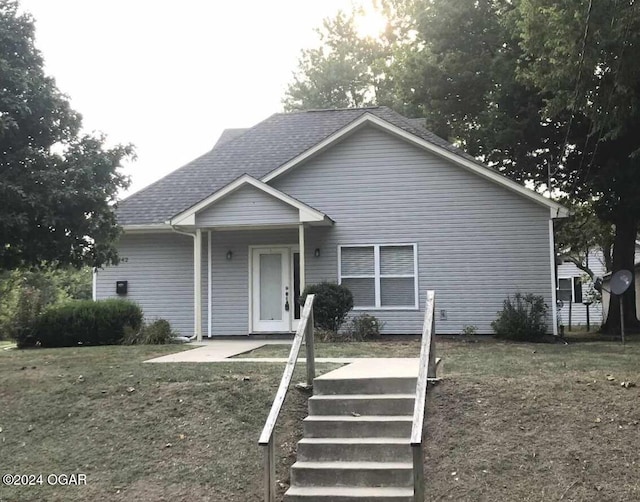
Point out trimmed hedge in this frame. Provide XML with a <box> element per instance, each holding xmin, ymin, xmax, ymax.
<box><xmin>20</xmin><ymin>299</ymin><xmax>143</xmax><ymax>348</ymax></box>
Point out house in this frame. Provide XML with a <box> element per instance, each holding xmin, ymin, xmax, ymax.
<box><xmin>94</xmin><ymin>107</ymin><xmax>568</xmax><ymax>339</ymax></box>
<box><xmin>556</xmin><ymin>249</ymin><xmax>607</xmax><ymax>328</ymax></box>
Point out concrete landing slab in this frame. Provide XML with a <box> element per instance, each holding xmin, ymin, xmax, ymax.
<box><xmin>315</xmin><ymin>358</ymin><xmax>420</xmax><ymax>380</ymax></box>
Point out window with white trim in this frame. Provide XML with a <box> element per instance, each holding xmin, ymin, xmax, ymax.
<box><xmin>339</xmin><ymin>244</ymin><xmax>418</xmax><ymax>309</ymax></box>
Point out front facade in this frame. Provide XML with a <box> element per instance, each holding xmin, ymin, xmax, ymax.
<box><xmin>95</xmin><ymin>108</ymin><xmax>567</xmax><ymax>338</ymax></box>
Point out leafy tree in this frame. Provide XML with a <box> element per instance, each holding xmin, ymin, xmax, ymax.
<box><xmin>398</xmin><ymin>0</ymin><xmax>571</xmax><ymax>188</ymax></box>
<box><xmin>513</xmin><ymin>0</ymin><xmax>640</xmax><ymax>332</ymax></box>
<box><xmin>285</xmin><ymin>0</ymin><xmax>640</xmax><ymax>333</ymax></box>
<box><xmin>0</xmin><ymin>266</ymin><xmax>92</xmax><ymax>339</ymax></box>
<box><xmin>0</xmin><ymin>0</ymin><xmax>133</xmax><ymax>270</ymax></box>
<box><xmin>555</xmin><ymin>203</ymin><xmax>615</xmax><ymax>279</ymax></box>
<box><xmin>283</xmin><ymin>5</ymin><xmax>416</xmax><ymax>113</ymax></box>
<box><xmin>284</xmin><ymin>11</ymin><xmax>379</xmax><ymax>110</ymax></box>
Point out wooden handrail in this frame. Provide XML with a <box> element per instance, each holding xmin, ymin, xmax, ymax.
<box><xmin>258</xmin><ymin>294</ymin><xmax>315</xmax><ymax>502</ymax></box>
<box><xmin>411</xmin><ymin>291</ymin><xmax>436</xmax><ymax>502</ymax></box>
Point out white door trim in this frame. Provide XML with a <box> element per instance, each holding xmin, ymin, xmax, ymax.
<box><xmin>248</xmin><ymin>244</ymin><xmax>299</xmax><ymax>333</ymax></box>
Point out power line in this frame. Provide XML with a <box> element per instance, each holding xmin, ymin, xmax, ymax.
<box><xmin>549</xmin><ymin>0</ymin><xmax>593</xmax><ymax>199</ymax></box>
<box><xmin>568</xmin><ymin>0</ymin><xmax>634</xmax><ymax>198</ymax></box>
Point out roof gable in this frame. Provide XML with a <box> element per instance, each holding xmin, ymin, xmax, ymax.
<box><xmin>169</xmin><ymin>175</ymin><xmax>330</xmax><ymax>227</ymax></box>
<box><xmin>263</xmin><ymin>113</ymin><xmax>568</xmax><ymax>218</ymax></box>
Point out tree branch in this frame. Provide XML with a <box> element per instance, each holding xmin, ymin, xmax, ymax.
<box><xmin>559</xmin><ymin>254</ymin><xmax>595</xmax><ymax>279</ymax></box>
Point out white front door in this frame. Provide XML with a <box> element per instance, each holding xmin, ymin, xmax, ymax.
<box><xmin>252</xmin><ymin>247</ymin><xmax>292</xmax><ymax>332</ymax></box>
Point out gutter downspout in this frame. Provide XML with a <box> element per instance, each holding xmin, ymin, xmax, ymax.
<box><xmin>549</xmin><ymin>217</ymin><xmax>559</xmax><ymax>337</ymax></box>
<box><xmin>171</xmin><ymin>226</ymin><xmax>203</xmax><ymax>341</ymax></box>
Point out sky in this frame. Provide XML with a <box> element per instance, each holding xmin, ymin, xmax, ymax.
<box><xmin>18</xmin><ymin>0</ymin><xmax>379</xmax><ymax>196</ymax></box>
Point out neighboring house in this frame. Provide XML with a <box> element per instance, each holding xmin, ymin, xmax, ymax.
<box><xmin>94</xmin><ymin>107</ymin><xmax>568</xmax><ymax>338</ymax></box>
<box><xmin>556</xmin><ymin>249</ymin><xmax>607</xmax><ymax>328</ymax></box>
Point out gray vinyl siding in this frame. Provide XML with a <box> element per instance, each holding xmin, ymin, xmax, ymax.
<box><xmin>195</xmin><ymin>185</ymin><xmax>299</xmax><ymax>227</ymax></box>
<box><xmin>271</xmin><ymin>125</ymin><xmax>554</xmax><ymax>334</ymax></box>
<box><xmin>556</xmin><ymin>249</ymin><xmax>605</xmax><ymax>327</ymax></box>
<box><xmin>95</xmin><ymin>233</ymin><xmax>197</xmax><ymax>336</ymax></box>
<box><xmin>207</xmin><ymin>228</ymin><xmax>298</xmax><ymax>335</ymax></box>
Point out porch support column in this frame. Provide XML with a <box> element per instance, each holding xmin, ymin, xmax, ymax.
<box><xmin>208</xmin><ymin>230</ymin><xmax>212</xmax><ymax>338</ymax></box>
<box><xmin>194</xmin><ymin>228</ymin><xmax>203</xmax><ymax>341</ymax></box>
<box><xmin>299</xmin><ymin>223</ymin><xmax>306</xmax><ymax>292</ymax></box>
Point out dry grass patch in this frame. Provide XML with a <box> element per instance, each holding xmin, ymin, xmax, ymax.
<box><xmin>1</xmin><ymin>338</ymin><xmax>639</xmax><ymax>501</ymax></box>
<box><xmin>425</xmin><ymin>339</ymin><xmax>640</xmax><ymax>501</ymax></box>
<box><xmin>236</xmin><ymin>338</ymin><xmax>425</xmax><ymax>358</ymax></box>
<box><xmin>0</xmin><ymin>344</ymin><xmax>338</xmax><ymax>502</ymax></box>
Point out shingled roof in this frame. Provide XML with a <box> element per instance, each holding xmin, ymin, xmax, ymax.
<box><xmin>117</xmin><ymin>106</ymin><xmax>483</xmax><ymax>226</ymax></box>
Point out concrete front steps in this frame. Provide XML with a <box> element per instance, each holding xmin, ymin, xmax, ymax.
<box><xmin>285</xmin><ymin>360</ymin><xmax>420</xmax><ymax>502</ymax></box>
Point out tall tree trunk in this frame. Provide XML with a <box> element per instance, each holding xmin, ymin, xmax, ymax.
<box><xmin>602</xmin><ymin>215</ymin><xmax>640</xmax><ymax>334</ymax></box>
<box><xmin>602</xmin><ymin>242</ymin><xmax>613</xmax><ymax>272</ymax></box>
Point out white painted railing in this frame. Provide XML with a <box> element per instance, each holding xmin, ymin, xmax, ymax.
<box><xmin>258</xmin><ymin>294</ymin><xmax>315</xmax><ymax>502</ymax></box>
<box><xmin>411</xmin><ymin>291</ymin><xmax>437</xmax><ymax>502</ymax></box>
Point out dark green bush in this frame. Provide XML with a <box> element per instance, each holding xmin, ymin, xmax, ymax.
<box><xmin>122</xmin><ymin>319</ymin><xmax>175</xmax><ymax>345</ymax></box>
<box><xmin>21</xmin><ymin>299</ymin><xmax>143</xmax><ymax>348</ymax></box>
<box><xmin>300</xmin><ymin>282</ymin><xmax>354</xmax><ymax>333</ymax></box>
<box><xmin>491</xmin><ymin>293</ymin><xmax>549</xmax><ymax>342</ymax></box>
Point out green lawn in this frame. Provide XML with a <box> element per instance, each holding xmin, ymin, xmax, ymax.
<box><xmin>1</xmin><ymin>339</ymin><xmax>639</xmax><ymax>501</ymax></box>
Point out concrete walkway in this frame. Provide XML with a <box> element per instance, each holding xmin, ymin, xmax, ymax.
<box><xmin>144</xmin><ymin>340</ymin><xmax>422</xmax><ymax>368</ymax></box>
<box><xmin>144</xmin><ymin>339</ymin><xmax>289</xmax><ymax>363</ymax></box>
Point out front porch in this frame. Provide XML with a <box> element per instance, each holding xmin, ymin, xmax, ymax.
<box><xmin>167</xmin><ymin>175</ymin><xmax>334</xmax><ymax>340</ymax></box>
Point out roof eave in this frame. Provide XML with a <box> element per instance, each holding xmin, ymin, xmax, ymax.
<box><xmin>122</xmin><ymin>223</ymin><xmax>174</xmax><ymax>234</ymax></box>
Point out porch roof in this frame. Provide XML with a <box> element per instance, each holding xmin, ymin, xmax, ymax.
<box><xmin>166</xmin><ymin>174</ymin><xmax>333</xmax><ymax>228</ymax></box>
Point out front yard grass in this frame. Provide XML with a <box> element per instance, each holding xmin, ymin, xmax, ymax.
<box><xmin>426</xmin><ymin>338</ymin><xmax>640</xmax><ymax>501</ymax></box>
<box><xmin>0</xmin><ymin>345</ymin><xmax>337</xmax><ymax>502</ymax></box>
<box><xmin>1</xmin><ymin>338</ymin><xmax>639</xmax><ymax>501</ymax></box>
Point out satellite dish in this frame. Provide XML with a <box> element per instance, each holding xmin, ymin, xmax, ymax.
<box><xmin>610</xmin><ymin>269</ymin><xmax>633</xmax><ymax>295</ymax></box>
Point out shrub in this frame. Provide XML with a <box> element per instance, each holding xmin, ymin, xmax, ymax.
<box><xmin>1</xmin><ymin>267</ymin><xmax>93</xmax><ymax>340</ymax></box>
<box><xmin>461</xmin><ymin>324</ymin><xmax>478</xmax><ymax>336</ymax></box>
<box><xmin>122</xmin><ymin>319</ymin><xmax>175</xmax><ymax>345</ymax></box>
<box><xmin>491</xmin><ymin>293</ymin><xmax>549</xmax><ymax>342</ymax></box>
<box><xmin>300</xmin><ymin>282</ymin><xmax>354</xmax><ymax>333</ymax></box>
<box><xmin>22</xmin><ymin>299</ymin><xmax>143</xmax><ymax>348</ymax></box>
<box><xmin>347</xmin><ymin>313</ymin><xmax>385</xmax><ymax>341</ymax></box>
<box><xmin>6</xmin><ymin>285</ymin><xmax>45</xmax><ymax>343</ymax></box>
